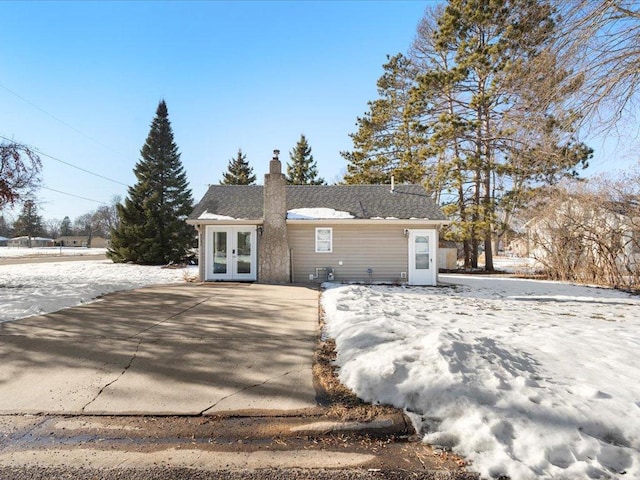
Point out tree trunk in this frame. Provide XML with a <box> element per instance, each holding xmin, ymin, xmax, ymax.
<box><xmin>464</xmin><ymin>239</ymin><xmax>472</xmax><ymax>269</ymax></box>
<box><xmin>484</xmin><ymin>166</ymin><xmax>494</xmax><ymax>271</ymax></box>
<box><xmin>492</xmin><ymin>236</ymin><xmax>500</xmax><ymax>259</ymax></box>
<box><xmin>484</xmin><ymin>237</ymin><xmax>494</xmax><ymax>271</ymax></box>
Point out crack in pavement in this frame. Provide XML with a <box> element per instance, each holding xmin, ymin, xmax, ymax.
<box><xmin>79</xmin><ymin>296</ymin><xmax>214</xmax><ymax>413</ymax></box>
<box><xmin>131</xmin><ymin>296</ymin><xmax>214</xmax><ymax>338</ymax></box>
<box><xmin>81</xmin><ymin>338</ymin><xmax>144</xmax><ymax>413</ymax></box>
<box><xmin>198</xmin><ymin>368</ymin><xmax>308</xmax><ymax>416</ymax></box>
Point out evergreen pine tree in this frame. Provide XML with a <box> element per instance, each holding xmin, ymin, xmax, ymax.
<box><xmin>60</xmin><ymin>216</ymin><xmax>73</xmax><ymax>236</ymax></box>
<box><xmin>13</xmin><ymin>199</ymin><xmax>44</xmax><ymax>244</ymax></box>
<box><xmin>342</xmin><ymin>54</ymin><xmax>426</xmax><ymax>185</ymax></box>
<box><xmin>342</xmin><ymin>1</ymin><xmax>590</xmax><ymax>270</ymax></box>
<box><xmin>220</xmin><ymin>149</ymin><xmax>256</xmax><ymax>185</ymax></box>
<box><xmin>286</xmin><ymin>134</ymin><xmax>325</xmax><ymax>185</ymax></box>
<box><xmin>108</xmin><ymin>100</ymin><xmax>194</xmax><ymax>265</ymax></box>
<box><xmin>0</xmin><ymin>215</ymin><xmax>12</xmax><ymax>237</ymax></box>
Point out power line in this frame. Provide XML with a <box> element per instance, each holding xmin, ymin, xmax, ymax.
<box><xmin>37</xmin><ymin>148</ymin><xmax>130</xmax><ymax>187</ymax></box>
<box><xmin>40</xmin><ymin>186</ymin><xmax>109</xmax><ymax>205</ymax></box>
<box><xmin>0</xmin><ymin>82</ymin><xmax>127</xmax><ymax>158</ymax></box>
<box><xmin>0</xmin><ymin>134</ymin><xmax>129</xmax><ymax>187</ymax></box>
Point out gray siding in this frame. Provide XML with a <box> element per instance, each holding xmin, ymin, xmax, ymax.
<box><xmin>288</xmin><ymin>224</ymin><xmax>428</xmax><ymax>284</ymax></box>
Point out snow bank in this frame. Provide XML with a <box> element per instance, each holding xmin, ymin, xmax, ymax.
<box><xmin>0</xmin><ymin>260</ymin><xmax>193</xmax><ymax>323</ymax></box>
<box><xmin>322</xmin><ymin>276</ymin><xmax>640</xmax><ymax>479</ymax></box>
<box><xmin>287</xmin><ymin>208</ymin><xmax>354</xmax><ymax>219</ymax></box>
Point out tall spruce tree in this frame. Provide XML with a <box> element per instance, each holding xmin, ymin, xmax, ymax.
<box><xmin>108</xmin><ymin>100</ymin><xmax>194</xmax><ymax>264</ymax></box>
<box><xmin>286</xmin><ymin>134</ymin><xmax>325</xmax><ymax>185</ymax></box>
<box><xmin>220</xmin><ymin>149</ymin><xmax>256</xmax><ymax>185</ymax></box>
<box><xmin>13</xmin><ymin>199</ymin><xmax>44</xmax><ymax>244</ymax></box>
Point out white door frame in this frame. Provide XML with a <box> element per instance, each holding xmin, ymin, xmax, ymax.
<box><xmin>204</xmin><ymin>226</ymin><xmax>257</xmax><ymax>281</ymax></box>
<box><xmin>408</xmin><ymin>229</ymin><xmax>437</xmax><ymax>286</ymax></box>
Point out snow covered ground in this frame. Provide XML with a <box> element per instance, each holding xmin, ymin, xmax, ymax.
<box><xmin>0</xmin><ymin>246</ymin><xmax>108</xmax><ymax>258</ymax></box>
<box><xmin>4</xmin><ymin>249</ymin><xmax>638</xmax><ymax>478</ymax></box>
<box><xmin>0</xmin><ymin>260</ymin><xmax>194</xmax><ymax>323</ymax></box>
<box><xmin>491</xmin><ymin>255</ymin><xmax>542</xmax><ymax>275</ymax></box>
<box><xmin>322</xmin><ymin>275</ymin><xmax>640</xmax><ymax>479</ymax></box>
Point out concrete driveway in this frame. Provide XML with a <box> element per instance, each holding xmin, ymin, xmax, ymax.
<box><xmin>0</xmin><ymin>283</ymin><xmax>320</xmax><ymax>415</ymax></box>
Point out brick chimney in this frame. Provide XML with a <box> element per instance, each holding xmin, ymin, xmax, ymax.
<box><xmin>258</xmin><ymin>149</ymin><xmax>290</xmax><ymax>283</ymax></box>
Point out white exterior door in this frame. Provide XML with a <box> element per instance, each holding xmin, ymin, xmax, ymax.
<box><xmin>205</xmin><ymin>226</ymin><xmax>257</xmax><ymax>281</ymax></box>
<box><xmin>408</xmin><ymin>229</ymin><xmax>437</xmax><ymax>286</ymax></box>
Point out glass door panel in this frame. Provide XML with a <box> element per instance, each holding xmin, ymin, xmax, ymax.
<box><xmin>415</xmin><ymin>236</ymin><xmax>430</xmax><ymax>270</ymax></box>
<box><xmin>236</xmin><ymin>231</ymin><xmax>252</xmax><ymax>275</ymax></box>
<box><xmin>213</xmin><ymin>231</ymin><xmax>228</xmax><ymax>274</ymax></box>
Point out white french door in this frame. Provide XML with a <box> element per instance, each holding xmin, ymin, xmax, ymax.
<box><xmin>205</xmin><ymin>226</ymin><xmax>257</xmax><ymax>281</ymax></box>
<box><xmin>408</xmin><ymin>229</ymin><xmax>437</xmax><ymax>286</ymax></box>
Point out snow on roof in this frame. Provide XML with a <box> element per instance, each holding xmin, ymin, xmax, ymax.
<box><xmin>0</xmin><ymin>236</ymin><xmax>8</xmax><ymax>241</ymax></box>
<box><xmin>197</xmin><ymin>210</ymin><xmax>236</xmax><ymax>220</ymax></box>
<box><xmin>287</xmin><ymin>208</ymin><xmax>354</xmax><ymax>220</ymax></box>
<box><xmin>9</xmin><ymin>236</ymin><xmax>54</xmax><ymax>241</ymax></box>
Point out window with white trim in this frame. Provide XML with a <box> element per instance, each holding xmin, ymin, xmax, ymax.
<box><xmin>315</xmin><ymin>227</ymin><xmax>332</xmax><ymax>253</ymax></box>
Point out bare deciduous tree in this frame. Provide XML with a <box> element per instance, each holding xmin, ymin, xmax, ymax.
<box><xmin>92</xmin><ymin>195</ymin><xmax>121</xmax><ymax>237</ymax></box>
<box><xmin>44</xmin><ymin>218</ymin><xmax>62</xmax><ymax>239</ymax></box>
<box><xmin>0</xmin><ymin>142</ymin><xmax>42</xmax><ymax>208</ymax></box>
<box><xmin>73</xmin><ymin>212</ymin><xmax>97</xmax><ymax>247</ymax></box>
<box><xmin>524</xmin><ymin>170</ymin><xmax>640</xmax><ymax>289</ymax></box>
<box><xmin>556</xmin><ymin>1</ymin><xmax>640</xmax><ymax>130</ymax></box>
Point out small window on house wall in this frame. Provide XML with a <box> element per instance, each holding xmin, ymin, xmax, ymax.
<box><xmin>315</xmin><ymin>227</ymin><xmax>332</xmax><ymax>253</ymax></box>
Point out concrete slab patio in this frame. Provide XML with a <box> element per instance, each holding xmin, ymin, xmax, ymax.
<box><xmin>0</xmin><ymin>281</ymin><xmax>477</xmax><ymax>479</ymax></box>
<box><xmin>0</xmin><ymin>283</ymin><xmax>320</xmax><ymax>415</ymax></box>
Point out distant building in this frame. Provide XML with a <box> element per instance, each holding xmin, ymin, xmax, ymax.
<box><xmin>56</xmin><ymin>236</ymin><xmax>109</xmax><ymax>248</ymax></box>
<box><xmin>7</xmin><ymin>236</ymin><xmax>55</xmax><ymax>248</ymax></box>
<box><xmin>439</xmin><ymin>240</ymin><xmax>459</xmax><ymax>270</ymax></box>
<box><xmin>0</xmin><ymin>236</ymin><xmax>8</xmax><ymax>247</ymax></box>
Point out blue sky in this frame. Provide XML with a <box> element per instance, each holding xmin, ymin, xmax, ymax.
<box><xmin>1</xmin><ymin>0</ymin><xmax>637</xmax><ymax>223</ymax></box>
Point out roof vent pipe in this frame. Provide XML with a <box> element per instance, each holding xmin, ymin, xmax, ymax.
<box><xmin>390</xmin><ymin>175</ymin><xmax>395</xmax><ymax>193</ymax></box>
<box><xmin>269</xmin><ymin>149</ymin><xmax>282</xmax><ymax>174</ymax></box>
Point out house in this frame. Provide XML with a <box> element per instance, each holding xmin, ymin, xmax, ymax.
<box><xmin>7</xmin><ymin>236</ymin><xmax>55</xmax><ymax>248</ymax></box>
<box><xmin>187</xmin><ymin>151</ymin><xmax>449</xmax><ymax>285</ymax></box>
<box><xmin>525</xmin><ymin>197</ymin><xmax>640</xmax><ymax>286</ymax></box>
<box><xmin>56</xmin><ymin>235</ymin><xmax>109</xmax><ymax>248</ymax></box>
<box><xmin>0</xmin><ymin>236</ymin><xmax>8</xmax><ymax>247</ymax></box>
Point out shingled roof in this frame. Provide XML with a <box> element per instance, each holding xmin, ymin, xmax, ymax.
<box><xmin>188</xmin><ymin>184</ymin><xmax>446</xmax><ymax>221</ymax></box>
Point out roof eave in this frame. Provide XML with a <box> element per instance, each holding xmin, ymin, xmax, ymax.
<box><xmin>186</xmin><ymin>219</ymin><xmax>263</xmax><ymax>226</ymax></box>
